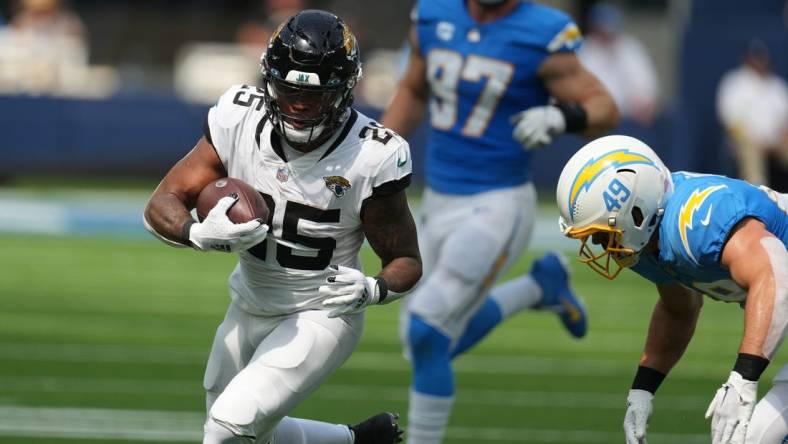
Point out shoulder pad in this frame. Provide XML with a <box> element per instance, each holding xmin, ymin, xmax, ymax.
<box><xmin>212</xmin><ymin>84</ymin><xmax>267</xmax><ymax>129</ymax></box>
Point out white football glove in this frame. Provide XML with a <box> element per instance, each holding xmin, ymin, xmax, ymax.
<box><xmin>188</xmin><ymin>195</ymin><xmax>268</xmax><ymax>253</ymax></box>
<box><xmin>705</xmin><ymin>371</ymin><xmax>758</xmax><ymax>444</ymax></box>
<box><xmin>624</xmin><ymin>389</ymin><xmax>653</xmax><ymax>444</ymax></box>
<box><xmin>319</xmin><ymin>265</ymin><xmax>381</xmax><ymax>318</ymax></box>
<box><xmin>510</xmin><ymin>105</ymin><xmax>566</xmax><ymax>150</ymax></box>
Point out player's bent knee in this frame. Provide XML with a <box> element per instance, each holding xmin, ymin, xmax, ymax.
<box><xmin>745</xmin><ymin>381</ymin><xmax>788</xmax><ymax>444</ymax></box>
<box><xmin>209</xmin><ymin>389</ymin><xmax>267</xmax><ymax>439</ymax></box>
<box><xmin>204</xmin><ymin>415</ymin><xmax>255</xmax><ymax>444</ymax></box>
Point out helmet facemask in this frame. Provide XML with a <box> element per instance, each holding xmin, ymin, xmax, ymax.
<box><xmin>263</xmin><ymin>72</ymin><xmax>351</xmax><ymax>146</ymax></box>
<box><xmin>561</xmin><ymin>205</ymin><xmax>652</xmax><ymax>280</ymax></box>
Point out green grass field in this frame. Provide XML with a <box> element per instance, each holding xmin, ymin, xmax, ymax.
<box><xmin>0</xmin><ymin>235</ymin><xmax>784</xmax><ymax>443</ymax></box>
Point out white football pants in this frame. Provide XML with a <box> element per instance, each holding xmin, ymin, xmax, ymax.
<box><xmin>203</xmin><ymin>299</ymin><xmax>364</xmax><ymax>443</ymax></box>
<box><xmin>746</xmin><ymin>364</ymin><xmax>788</xmax><ymax>443</ymax></box>
<box><xmin>401</xmin><ymin>182</ymin><xmax>537</xmax><ymax>342</ymax></box>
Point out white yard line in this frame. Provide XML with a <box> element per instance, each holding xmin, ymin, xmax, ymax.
<box><xmin>0</xmin><ymin>343</ymin><xmax>730</xmax><ymax>377</ymax></box>
<box><xmin>0</xmin><ymin>377</ymin><xmax>706</xmax><ymax>411</ymax></box>
<box><xmin>0</xmin><ymin>405</ymin><xmax>708</xmax><ymax>443</ymax></box>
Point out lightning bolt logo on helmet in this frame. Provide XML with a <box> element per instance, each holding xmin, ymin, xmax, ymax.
<box><xmin>567</xmin><ymin>149</ymin><xmax>656</xmax><ymax>221</ymax></box>
<box><xmin>678</xmin><ymin>185</ymin><xmax>726</xmax><ymax>265</ymax></box>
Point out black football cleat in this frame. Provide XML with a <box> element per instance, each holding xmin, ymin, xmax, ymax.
<box><xmin>350</xmin><ymin>412</ymin><xmax>403</xmax><ymax>444</ymax></box>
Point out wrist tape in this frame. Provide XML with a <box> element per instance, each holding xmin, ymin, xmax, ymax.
<box><xmin>631</xmin><ymin>366</ymin><xmax>666</xmax><ymax>394</ymax></box>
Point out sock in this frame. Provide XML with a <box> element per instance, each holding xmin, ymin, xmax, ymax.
<box><xmin>450</xmin><ymin>298</ymin><xmax>502</xmax><ymax>358</ymax></box>
<box><xmin>406</xmin><ymin>390</ymin><xmax>454</xmax><ymax>444</ymax></box>
<box><xmin>203</xmin><ymin>416</ymin><xmax>253</xmax><ymax>444</ymax></box>
<box><xmin>406</xmin><ymin>315</ymin><xmax>455</xmax><ymax>444</ymax></box>
<box><xmin>489</xmin><ymin>274</ymin><xmax>542</xmax><ymax>318</ymax></box>
<box><xmin>409</xmin><ymin>315</ymin><xmax>453</xmax><ymax>396</ymax></box>
<box><xmin>270</xmin><ymin>417</ymin><xmax>353</xmax><ymax>444</ymax></box>
<box><xmin>449</xmin><ymin>275</ymin><xmax>541</xmax><ymax>358</ymax></box>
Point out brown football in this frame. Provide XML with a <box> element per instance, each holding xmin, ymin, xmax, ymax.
<box><xmin>195</xmin><ymin>177</ymin><xmax>269</xmax><ymax>224</ymax></box>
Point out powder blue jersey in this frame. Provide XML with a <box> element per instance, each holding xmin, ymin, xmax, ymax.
<box><xmin>631</xmin><ymin>172</ymin><xmax>788</xmax><ymax>303</ymax></box>
<box><xmin>415</xmin><ymin>0</ymin><xmax>582</xmax><ymax>194</ymax></box>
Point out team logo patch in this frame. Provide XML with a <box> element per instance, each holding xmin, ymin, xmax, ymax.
<box><xmin>324</xmin><ymin>176</ymin><xmax>351</xmax><ymax>198</ymax></box>
<box><xmin>678</xmin><ymin>185</ymin><xmax>726</xmax><ymax>265</ymax></box>
<box><xmin>277</xmin><ymin>167</ymin><xmax>289</xmax><ymax>182</ymax></box>
<box><xmin>436</xmin><ymin>21</ymin><xmax>454</xmax><ymax>41</ymax></box>
<box><xmin>285</xmin><ymin>70</ymin><xmax>321</xmax><ymax>86</ymax></box>
<box><xmin>547</xmin><ymin>23</ymin><xmax>583</xmax><ymax>53</ymax></box>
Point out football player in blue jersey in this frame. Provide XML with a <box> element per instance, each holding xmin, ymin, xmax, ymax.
<box><xmin>557</xmin><ymin>135</ymin><xmax>788</xmax><ymax>444</ymax></box>
<box><xmin>380</xmin><ymin>1</ymin><xmax>619</xmax><ymax>442</ymax></box>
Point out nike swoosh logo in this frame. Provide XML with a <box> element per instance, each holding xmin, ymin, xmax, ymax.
<box><xmin>561</xmin><ymin>296</ymin><xmax>582</xmax><ymax>322</ymax></box>
<box><xmin>397</xmin><ymin>146</ymin><xmax>408</xmax><ymax>167</ymax></box>
<box><xmin>700</xmin><ymin>204</ymin><xmax>713</xmax><ymax>226</ymax></box>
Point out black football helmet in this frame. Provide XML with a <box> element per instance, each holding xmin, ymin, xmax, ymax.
<box><xmin>261</xmin><ymin>10</ymin><xmax>362</xmax><ymax>148</ymax></box>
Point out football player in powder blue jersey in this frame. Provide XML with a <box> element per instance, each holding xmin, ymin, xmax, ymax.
<box><xmin>557</xmin><ymin>135</ymin><xmax>788</xmax><ymax>444</ymax></box>
<box><xmin>381</xmin><ymin>1</ymin><xmax>619</xmax><ymax>442</ymax></box>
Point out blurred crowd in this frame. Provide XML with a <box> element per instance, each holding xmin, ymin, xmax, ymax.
<box><xmin>717</xmin><ymin>40</ymin><xmax>788</xmax><ymax>190</ymax></box>
<box><xmin>0</xmin><ymin>0</ymin><xmax>786</xmax><ymax>189</ymax></box>
<box><xmin>0</xmin><ymin>0</ymin><xmax>116</xmax><ymax>97</ymax></box>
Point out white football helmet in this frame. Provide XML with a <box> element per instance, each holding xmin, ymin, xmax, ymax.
<box><xmin>556</xmin><ymin>135</ymin><xmax>673</xmax><ymax>279</ymax></box>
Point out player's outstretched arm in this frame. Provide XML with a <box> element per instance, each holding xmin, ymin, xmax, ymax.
<box><xmin>722</xmin><ymin>218</ymin><xmax>787</xmax><ymax>362</ymax></box>
<box><xmin>380</xmin><ymin>27</ymin><xmax>430</xmax><ymax>138</ymax></box>
<box><xmin>703</xmin><ymin>218</ymin><xmax>788</xmax><ymax>444</ymax></box>
<box><xmin>624</xmin><ymin>283</ymin><xmax>702</xmax><ymax>444</ymax></box>
<box><xmin>319</xmin><ymin>190</ymin><xmax>421</xmax><ymax>318</ymax></box>
<box><xmin>539</xmin><ymin>52</ymin><xmax>619</xmax><ymax>138</ymax></box>
<box><xmin>361</xmin><ymin>189</ymin><xmax>422</xmax><ymax>295</ymax></box>
<box><xmin>144</xmin><ymin>137</ymin><xmax>227</xmax><ymax>246</ymax></box>
<box><xmin>641</xmin><ymin>283</ymin><xmax>703</xmax><ymax>374</ymax></box>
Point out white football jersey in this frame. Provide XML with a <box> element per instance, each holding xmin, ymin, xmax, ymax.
<box><xmin>205</xmin><ymin>84</ymin><xmax>412</xmax><ymax>315</ymax></box>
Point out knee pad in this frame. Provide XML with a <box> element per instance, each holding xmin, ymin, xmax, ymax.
<box><xmin>204</xmin><ymin>415</ymin><xmax>255</xmax><ymax>444</ymax></box>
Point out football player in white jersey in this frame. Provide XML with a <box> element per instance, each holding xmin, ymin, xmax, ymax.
<box><xmin>143</xmin><ymin>10</ymin><xmax>421</xmax><ymax>444</ymax></box>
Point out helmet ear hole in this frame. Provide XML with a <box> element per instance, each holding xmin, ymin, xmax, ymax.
<box><xmin>631</xmin><ymin>206</ymin><xmax>645</xmax><ymax>228</ymax></box>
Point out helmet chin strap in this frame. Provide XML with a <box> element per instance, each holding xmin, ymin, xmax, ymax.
<box><xmin>282</xmin><ymin>121</ymin><xmax>326</xmax><ymax>145</ymax></box>
<box><xmin>272</xmin><ymin>107</ymin><xmax>352</xmax><ymax>153</ymax></box>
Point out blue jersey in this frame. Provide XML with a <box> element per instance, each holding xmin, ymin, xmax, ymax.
<box><xmin>631</xmin><ymin>172</ymin><xmax>788</xmax><ymax>303</ymax></box>
<box><xmin>415</xmin><ymin>0</ymin><xmax>582</xmax><ymax>195</ymax></box>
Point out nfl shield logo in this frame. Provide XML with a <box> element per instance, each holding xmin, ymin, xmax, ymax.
<box><xmin>276</xmin><ymin>167</ymin><xmax>288</xmax><ymax>182</ymax></box>
<box><xmin>436</xmin><ymin>21</ymin><xmax>454</xmax><ymax>41</ymax></box>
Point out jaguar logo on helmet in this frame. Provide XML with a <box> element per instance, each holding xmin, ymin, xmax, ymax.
<box><xmin>324</xmin><ymin>176</ymin><xmax>351</xmax><ymax>198</ymax></box>
<box><xmin>341</xmin><ymin>23</ymin><xmax>357</xmax><ymax>55</ymax></box>
<box><xmin>270</xmin><ymin>21</ymin><xmax>286</xmax><ymax>43</ymax></box>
